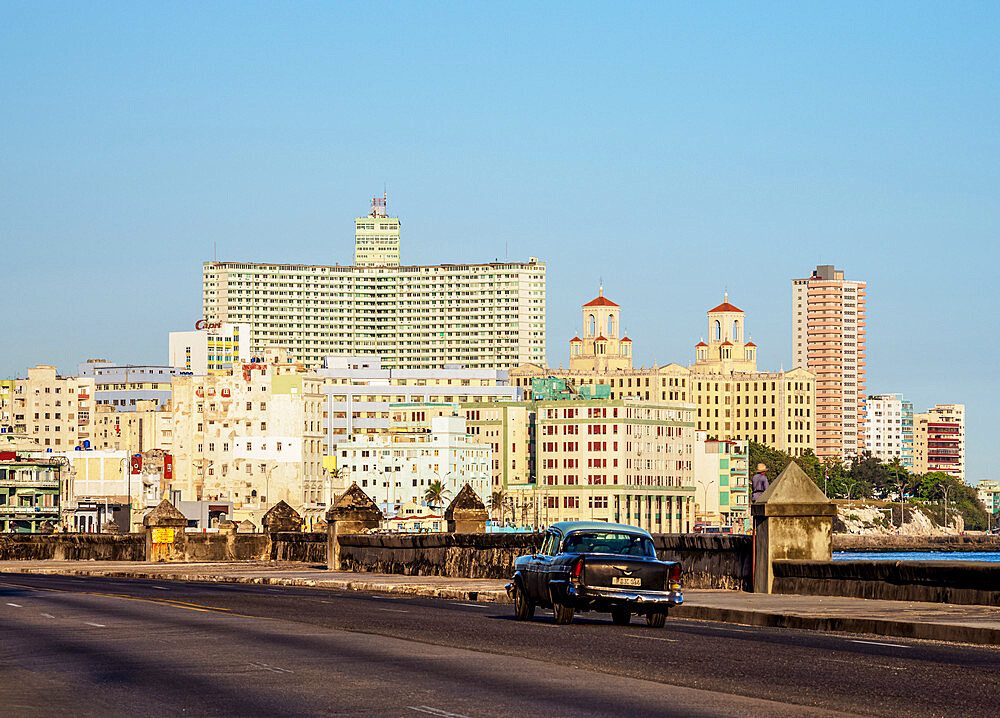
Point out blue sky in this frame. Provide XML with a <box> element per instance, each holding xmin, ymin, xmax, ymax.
<box><xmin>2</xmin><ymin>2</ymin><xmax>997</xmax><ymax>479</ymax></box>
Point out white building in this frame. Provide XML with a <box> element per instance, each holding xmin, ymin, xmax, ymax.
<box><xmin>317</xmin><ymin>356</ymin><xmax>521</xmax><ymax>450</ymax></box>
<box><xmin>168</xmin><ymin>322</ymin><xmax>252</xmax><ymax>374</ymax></box>
<box><xmin>354</xmin><ymin>193</ymin><xmax>400</xmax><ymax>267</ymax></box>
<box><xmin>201</xmin><ymin>250</ymin><xmax>546</xmax><ymax>370</ymax></box>
<box><xmin>335</xmin><ymin>415</ymin><xmax>491</xmax><ymax>515</ymax></box>
<box><xmin>914</xmin><ymin>404</ymin><xmax>965</xmax><ymax>480</ymax></box>
<box><xmin>865</xmin><ymin>394</ymin><xmax>914</xmax><ymax>468</ymax></box>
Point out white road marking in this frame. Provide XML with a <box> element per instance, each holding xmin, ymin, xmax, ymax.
<box><xmin>6</xmin><ymin>603</ymin><xmax>22</xmax><ymax>608</ymax></box>
<box><xmin>455</xmin><ymin>603</ymin><xmax>487</xmax><ymax>608</ymax></box>
<box><xmin>849</xmin><ymin>639</ymin><xmax>909</xmax><ymax>648</ymax></box>
<box><xmin>84</xmin><ymin>622</ymin><xmax>106</xmax><ymax>628</ymax></box>
<box><xmin>250</xmin><ymin>661</ymin><xmax>293</xmax><ymax>674</ymax></box>
<box><xmin>409</xmin><ymin>707</ymin><xmax>472</xmax><ymax>718</ymax></box>
<box><xmin>623</xmin><ymin>633</ymin><xmax>678</xmax><ymax>642</ymax></box>
<box><xmin>377</xmin><ymin>608</ymin><xmax>409</xmax><ymax>613</ymax></box>
<box><xmin>152</xmin><ymin>586</ymin><xmax>169</xmax><ymax>591</ymax></box>
<box><xmin>42</xmin><ymin>613</ymin><xmax>56</xmax><ymax>619</ymax></box>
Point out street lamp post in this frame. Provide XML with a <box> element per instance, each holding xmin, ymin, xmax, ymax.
<box><xmin>696</xmin><ymin>479</ymin><xmax>711</xmax><ymax>525</ymax></box>
<box><xmin>940</xmin><ymin>483</ymin><xmax>953</xmax><ymax>532</ymax></box>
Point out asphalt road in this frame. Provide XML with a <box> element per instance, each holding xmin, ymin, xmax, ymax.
<box><xmin>1</xmin><ymin>574</ymin><xmax>998</xmax><ymax>717</ymax></box>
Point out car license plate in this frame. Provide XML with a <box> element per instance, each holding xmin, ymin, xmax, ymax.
<box><xmin>612</xmin><ymin>576</ymin><xmax>642</xmax><ymax>587</ymax></box>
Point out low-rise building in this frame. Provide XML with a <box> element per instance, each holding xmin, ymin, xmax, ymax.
<box><xmin>387</xmin><ymin>500</ymin><xmax>445</xmax><ymax>532</ymax></box>
<box><xmin>317</xmin><ymin>356</ymin><xmax>520</xmax><ymax>452</ymax></box>
<box><xmin>692</xmin><ymin>431</ymin><xmax>749</xmax><ymax>530</ymax></box>
<box><xmin>78</xmin><ymin>360</ymin><xmax>191</xmax><ymax>412</ymax></box>
<box><xmin>169</xmin><ymin>349</ymin><xmax>326</xmax><ymax>523</ymax></box>
<box><xmin>0</xmin><ymin>454</ymin><xmax>62</xmax><ymax>533</ymax></box>
<box><xmin>335</xmin><ymin>414</ymin><xmax>491</xmax><ymax>516</ymax></box>
<box><xmin>12</xmin><ymin>365</ymin><xmax>96</xmax><ymax>450</ymax></box>
<box><xmin>168</xmin><ymin>321</ymin><xmax>252</xmax><ymax>374</ymax></box>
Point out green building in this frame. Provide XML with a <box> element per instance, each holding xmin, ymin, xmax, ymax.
<box><xmin>0</xmin><ymin>455</ymin><xmax>62</xmax><ymax>533</ymax></box>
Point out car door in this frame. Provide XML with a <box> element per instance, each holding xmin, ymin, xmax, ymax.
<box><xmin>531</xmin><ymin>530</ymin><xmax>560</xmax><ymax>601</ymax></box>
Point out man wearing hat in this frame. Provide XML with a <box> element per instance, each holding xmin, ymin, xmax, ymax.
<box><xmin>751</xmin><ymin>463</ymin><xmax>770</xmax><ymax>502</ymax></box>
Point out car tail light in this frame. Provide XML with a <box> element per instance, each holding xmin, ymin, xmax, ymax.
<box><xmin>668</xmin><ymin>563</ymin><xmax>681</xmax><ymax>589</ymax></box>
<box><xmin>572</xmin><ymin>558</ymin><xmax>584</xmax><ymax>582</ymax></box>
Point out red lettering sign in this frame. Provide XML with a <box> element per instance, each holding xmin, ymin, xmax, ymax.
<box><xmin>195</xmin><ymin>319</ymin><xmax>223</xmax><ymax>330</ymax></box>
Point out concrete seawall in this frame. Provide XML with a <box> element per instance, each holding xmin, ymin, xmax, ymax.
<box><xmin>773</xmin><ymin>559</ymin><xmax>1000</xmax><ymax>605</ymax></box>
<box><xmin>833</xmin><ymin>534</ymin><xmax>1000</xmax><ymax>553</ymax></box>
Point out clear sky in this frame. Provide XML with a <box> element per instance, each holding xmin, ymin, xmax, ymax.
<box><xmin>2</xmin><ymin>2</ymin><xmax>997</xmax><ymax>479</ymax></box>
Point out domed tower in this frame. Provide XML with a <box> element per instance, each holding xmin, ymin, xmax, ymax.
<box><xmin>570</xmin><ymin>287</ymin><xmax>633</xmax><ymax>371</ymax></box>
<box><xmin>693</xmin><ymin>294</ymin><xmax>758</xmax><ymax>372</ymax></box>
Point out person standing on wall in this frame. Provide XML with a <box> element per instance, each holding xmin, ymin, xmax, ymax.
<box><xmin>751</xmin><ymin>463</ymin><xmax>770</xmax><ymax>503</ymax></box>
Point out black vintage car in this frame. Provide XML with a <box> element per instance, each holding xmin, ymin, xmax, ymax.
<box><xmin>506</xmin><ymin>521</ymin><xmax>683</xmax><ymax>626</ymax></box>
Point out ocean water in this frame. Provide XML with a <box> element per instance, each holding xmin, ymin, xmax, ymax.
<box><xmin>833</xmin><ymin>551</ymin><xmax>1000</xmax><ymax>563</ymax></box>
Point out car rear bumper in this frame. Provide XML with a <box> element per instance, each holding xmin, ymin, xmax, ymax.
<box><xmin>568</xmin><ymin>583</ymin><xmax>683</xmax><ymax>607</ymax></box>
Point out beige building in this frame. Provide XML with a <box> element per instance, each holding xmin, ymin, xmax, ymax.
<box><xmin>169</xmin><ymin>350</ymin><xmax>326</xmax><ymax>524</ymax></box>
<box><xmin>792</xmin><ymin>265</ymin><xmax>867</xmax><ymax>460</ymax></box>
<box><xmin>91</xmin><ymin>400</ymin><xmax>174</xmax><ymax>454</ymax></box>
<box><xmin>354</xmin><ymin>193</ymin><xmax>400</xmax><ymax>267</ymax></box>
<box><xmin>914</xmin><ymin>404</ymin><xmax>965</xmax><ymax>480</ymax></box>
<box><xmin>512</xmin><ymin>292</ymin><xmax>816</xmax><ymax>456</ymax></box>
<box><xmin>11</xmin><ymin>366</ymin><xmax>96</xmax><ymax>450</ymax></box>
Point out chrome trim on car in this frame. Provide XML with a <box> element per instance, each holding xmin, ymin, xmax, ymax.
<box><xmin>566</xmin><ymin>584</ymin><xmax>683</xmax><ymax>606</ymax></box>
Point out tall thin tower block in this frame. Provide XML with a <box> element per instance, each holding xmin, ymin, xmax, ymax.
<box><xmin>354</xmin><ymin>192</ymin><xmax>400</xmax><ymax>266</ymax></box>
<box><xmin>792</xmin><ymin>265</ymin><xmax>867</xmax><ymax>461</ymax></box>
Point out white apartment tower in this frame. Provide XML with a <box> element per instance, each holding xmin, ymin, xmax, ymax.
<box><xmin>792</xmin><ymin>265</ymin><xmax>867</xmax><ymax>460</ymax></box>
<box><xmin>865</xmin><ymin>394</ymin><xmax>914</xmax><ymax>468</ymax></box>
<box><xmin>354</xmin><ymin>193</ymin><xmax>400</xmax><ymax>267</ymax></box>
<box><xmin>203</xmin><ymin>197</ymin><xmax>546</xmax><ymax>370</ymax></box>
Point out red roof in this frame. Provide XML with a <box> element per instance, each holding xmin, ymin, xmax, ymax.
<box><xmin>620</xmin><ymin>335</ymin><xmax>632</xmax><ymax>343</ymax></box>
<box><xmin>595</xmin><ymin>335</ymin><xmax>608</xmax><ymax>341</ymax></box>
<box><xmin>721</xmin><ymin>341</ymin><xmax>733</xmax><ymax>346</ymax></box>
<box><xmin>695</xmin><ymin>341</ymin><xmax>708</xmax><ymax>347</ymax></box>
<box><xmin>708</xmin><ymin>301</ymin><xmax>743</xmax><ymax>313</ymax></box>
<box><xmin>570</xmin><ymin>335</ymin><xmax>582</xmax><ymax>343</ymax></box>
<box><xmin>745</xmin><ymin>340</ymin><xmax>757</xmax><ymax>347</ymax></box>
<box><xmin>583</xmin><ymin>296</ymin><xmax>619</xmax><ymax>308</ymax></box>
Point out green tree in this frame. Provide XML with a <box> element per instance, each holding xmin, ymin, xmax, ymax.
<box><xmin>424</xmin><ymin>480</ymin><xmax>449</xmax><ymax>509</ymax></box>
<box><xmin>490</xmin><ymin>491</ymin><xmax>505</xmax><ymax>523</ymax></box>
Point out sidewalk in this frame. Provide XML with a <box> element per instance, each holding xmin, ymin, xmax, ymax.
<box><xmin>4</xmin><ymin>560</ymin><xmax>1000</xmax><ymax>646</ymax></box>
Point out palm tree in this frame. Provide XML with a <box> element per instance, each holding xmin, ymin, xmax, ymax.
<box><xmin>424</xmin><ymin>480</ymin><xmax>449</xmax><ymax>509</ymax></box>
<box><xmin>490</xmin><ymin>491</ymin><xmax>505</xmax><ymax>524</ymax></box>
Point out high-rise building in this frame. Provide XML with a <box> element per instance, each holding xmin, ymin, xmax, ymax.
<box><xmin>865</xmin><ymin>393</ymin><xmax>914</xmax><ymax>468</ymax></box>
<box><xmin>792</xmin><ymin>265</ymin><xmax>867</xmax><ymax>460</ymax></box>
<box><xmin>203</xmin><ymin>258</ymin><xmax>545</xmax><ymax>370</ymax></box>
<box><xmin>354</xmin><ymin>193</ymin><xmax>400</xmax><ymax>267</ymax></box>
<box><xmin>513</xmin><ymin>291</ymin><xmax>816</xmax><ymax>456</ymax></box>
<box><xmin>914</xmin><ymin>404</ymin><xmax>965</xmax><ymax>480</ymax></box>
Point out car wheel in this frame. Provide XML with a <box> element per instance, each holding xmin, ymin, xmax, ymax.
<box><xmin>646</xmin><ymin>611</ymin><xmax>667</xmax><ymax>628</ymax></box>
<box><xmin>611</xmin><ymin>607</ymin><xmax>631</xmax><ymax>625</ymax></box>
<box><xmin>513</xmin><ymin>582</ymin><xmax>535</xmax><ymax>621</ymax></box>
<box><xmin>551</xmin><ymin>593</ymin><xmax>575</xmax><ymax>625</ymax></box>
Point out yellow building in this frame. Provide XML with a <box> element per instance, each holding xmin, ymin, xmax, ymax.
<box><xmin>91</xmin><ymin>400</ymin><xmax>174</xmax><ymax>453</ymax></box>
<box><xmin>511</xmin><ymin>292</ymin><xmax>816</xmax><ymax>456</ymax></box>
<box><xmin>354</xmin><ymin>192</ymin><xmax>401</xmax><ymax>267</ymax></box>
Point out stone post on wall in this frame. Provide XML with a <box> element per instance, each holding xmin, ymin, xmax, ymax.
<box><xmin>445</xmin><ymin>484</ymin><xmax>489</xmax><ymax>534</ymax></box>
<box><xmin>143</xmin><ymin>499</ymin><xmax>189</xmax><ymax>562</ymax></box>
<box><xmin>752</xmin><ymin>461</ymin><xmax>836</xmax><ymax>593</ymax></box>
<box><xmin>262</xmin><ymin>501</ymin><xmax>302</xmax><ymax>561</ymax></box>
<box><xmin>326</xmin><ymin>483</ymin><xmax>383</xmax><ymax>570</ymax></box>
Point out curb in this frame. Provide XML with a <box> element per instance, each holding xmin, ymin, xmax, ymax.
<box><xmin>4</xmin><ymin>566</ymin><xmax>998</xmax><ymax>646</ymax></box>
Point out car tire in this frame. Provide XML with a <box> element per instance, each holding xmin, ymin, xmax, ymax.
<box><xmin>611</xmin><ymin>607</ymin><xmax>631</xmax><ymax>625</ymax></box>
<box><xmin>551</xmin><ymin>593</ymin><xmax>575</xmax><ymax>625</ymax></box>
<box><xmin>513</xmin><ymin>582</ymin><xmax>535</xmax><ymax>621</ymax></box>
<box><xmin>646</xmin><ymin>611</ymin><xmax>667</xmax><ymax>628</ymax></box>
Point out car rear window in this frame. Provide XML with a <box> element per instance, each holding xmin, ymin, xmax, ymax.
<box><xmin>562</xmin><ymin>531</ymin><xmax>655</xmax><ymax>557</ymax></box>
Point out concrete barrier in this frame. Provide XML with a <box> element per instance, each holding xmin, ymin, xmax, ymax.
<box><xmin>772</xmin><ymin>560</ymin><xmax>1000</xmax><ymax>605</ymax></box>
<box><xmin>0</xmin><ymin>534</ymin><xmax>143</xmax><ymax>561</ymax></box>
<box><xmin>833</xmin><ymin>534</ymin><xmax>1000</xmax><ymax>552</ymax></box>
<box><xmin>654</xmin><ymin>534</ymin><xmax>752</xmax><ymax>591</ymax></box>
